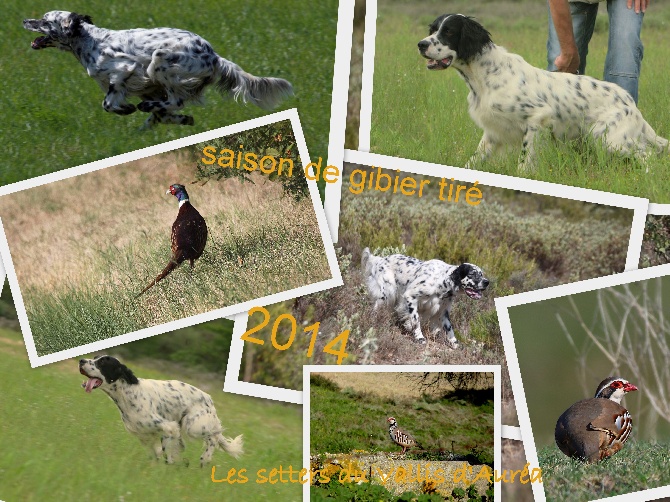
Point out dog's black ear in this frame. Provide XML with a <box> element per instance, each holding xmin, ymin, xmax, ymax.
<box><xmin>457</xmin><ymin>17</ymin><xmax>492</xmax><ymax>62</ymax></box>
<box><xmin>116</xmin><ymin>364</ymin><xmax>139</xmax><ymax>385</ymax></box>
<box><xmin>450</xmin><ymin>263</ymin><xmax>470</xmax><ymax>283</ymax></box>
<box><xmin>97</xmin><ymin>356</ymin><xmax>139</xmax><ymax>385</ymax></box>
<box><xmin>63</xmin><ymin>13</ymin><xmax>92</xmax><ymax>38</ymax></box>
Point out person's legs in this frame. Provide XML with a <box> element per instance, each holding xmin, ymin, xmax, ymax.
<box><xmin>605</xmin><ymin>0</ymin><xmax>644</xmax><ymax>103</ymax></box>
<box><xmin>548</xmin><ymin>1</ymin><xmax>599</xmax><ymax>74</ymax></box>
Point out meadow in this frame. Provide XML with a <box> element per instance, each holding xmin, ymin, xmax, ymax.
<box><xmin>0</xmin><ymin>326</ymin><xmax>303</xmax><ymax>501</ymax></box>
<box><xmin>0</xmin><ymin>151</ymin><xmax>332</xmax><ymax>356</ymax></box>
<box><xmin>539</xmin><ymin>442</ymin><xmax>670</xmax><ymax>501</ymax></box>
<box><xmin>640</xmin><ymin>214</ymin><xmax>670</xmax><ymax>267</ymax></box>
<box><xmin>1</xmin><ymin>0</ymin><xmax>338</xmax><ymax>184</ymax></box>
<box><xmin>309</xmin><ymin>372</ymin><xmax>494</xmax><ymax>457</ymax></box>
<box><xmin>239</xmin><ymin>163</ymin><xmax>636</xmax><ymax>426</ymax></box>
<box><xmin>309</xmin><ymin>372</ymin><xmax>495</xmax><ymax>500</ymax></box>
<box><xmin>369</xmin><ymin>0</ymin><xmax>670</xmax><ymax>201</ymax></box>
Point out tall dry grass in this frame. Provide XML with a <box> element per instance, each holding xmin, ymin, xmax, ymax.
<box><xmin>0</xmin><ymin>149</ymin><xmax>332</xmax><ymax>355</ymax></box>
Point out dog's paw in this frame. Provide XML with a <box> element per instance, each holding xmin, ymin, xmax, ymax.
<box><xmin>415</xmin><ymin>337</ymin><xmax>427</xmax><ymax>345</ymax></box>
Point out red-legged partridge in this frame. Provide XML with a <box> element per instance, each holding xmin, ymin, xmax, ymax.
<box><xmin>555</xmin><ymin>376</ymin><xmax>638</xmax><ymax>463</ymax></box>
<box><xmin>387</xmin><ymin>416</ymin><xmax>423</xmax><ymax>454</ymax></box>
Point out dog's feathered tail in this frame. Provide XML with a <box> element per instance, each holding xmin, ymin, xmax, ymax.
<box><xmin>216</xmin><ymin>57</ymin><xmax>293</xmax><ymax>110</ymax></box>
<box><xmin>217</xmin><ymin>433</ymin><xmax>244</xmax><ymax>459</ymax></box>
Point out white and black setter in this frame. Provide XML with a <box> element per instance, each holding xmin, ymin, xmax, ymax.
<box><xmin>79</xmin><ymin>355</ymin><xmax>243</xmax><ymax>466</ymax></box>
<box><xmin>361</xmin><ymin>248</ymin><xmax>489</xmax><ymax>348</ymax></box>
<box><xmin>24</xmin><ymin>11</ymin><xmax>293</xmax><ymax>128</ymax></box>
<box><xmin>417</xmin><ymin>14</ymin><xmax>668</xmax><ymax>171</ymax></box>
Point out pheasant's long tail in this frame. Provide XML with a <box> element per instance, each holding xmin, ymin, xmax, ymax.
<box><xmin>135</xmin><ymin>259</ymin><xmax>179</xmax><ymax>298</ymax></box>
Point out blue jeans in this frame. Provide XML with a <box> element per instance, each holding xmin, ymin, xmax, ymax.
<box><xmin>547</xmin><ymin>0</ymin><xmax>644</xmax><ymax>103</ymax></box>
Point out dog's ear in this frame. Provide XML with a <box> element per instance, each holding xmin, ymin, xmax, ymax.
<box><xmin>457</xmin><ymin>17</ymin><xmax>492</xmax><ymax>62</ymax></box>
<box><xmin>97</xmin><ymin>356</ymin><xmax>139</xmax><ymax>385</ymax></box>
<box><xmin>450</xmin><ymin>263</ymin><xmax>470</xmax><ymax>283</ymax></box>
<box><xmin>115</xmin><ymin>363</ymin><xmax>139</xmax><ymax>385</ymax></box>
<box><xmin>61</xmin><ymin>13</ymin><xmax>91</xmax><ymax>38</ymax></box>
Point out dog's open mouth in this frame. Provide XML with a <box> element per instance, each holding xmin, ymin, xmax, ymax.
<box><xmin>80</xmin><ymin>369</ymin><xmax>103</xmax><ymax>393</ymax></box>
<box><xmin>464</xmin><ymin>288</ymin><xmax>483</xmax><ymax>300</ymax></box>
<box><xmin>31</xmin><ymin>36</ymin><xmax>52</xmax><ymax>50</ymax></box>
<box><xmin>426</xmin><ymin>56</ymin><xmax>453</xmax><ymax>70</ymax></box>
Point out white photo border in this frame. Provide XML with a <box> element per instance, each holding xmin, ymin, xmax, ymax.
<box><xmin>0</xmin><ymin>109</ymin><xmax>343</xmax><ymax>368</ymax></box>
<box><xmin>357</xmin><ymin>0</ymin><xmax>378</xmax><ymax>153</ymax></box>
<box><xmin>302</xmin><ymin>364</ymin><xmax>502</xmax><ymax>502</ymax></box>
<box><xmin>648</xmin><ymin>203</ymin><xmax>670</xmax><ymax>216</ymax></box>
<box><xmin>322</xmin><ymin>0</ymin><xmax>355</xmax><ymax>242</ymax></box>
<box><xmin>496</xmin><ymin>263</ymin><xmax>670</xmax><ymax>502</ymax></box>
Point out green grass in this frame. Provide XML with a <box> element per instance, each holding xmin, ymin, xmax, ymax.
<box><xmin>0</xmin><ymin>327</ymin><xmax>303</xmax><ymax>501</ymax></box>
<box><xmin>309</xmin><ymin>374</ymin><xmax>494</xmax><ymax>462</ymax></box>
<box><xmin>25</xmin><ymin>207</ymin><xmax>331</xmax><ymax>355</ymax></box>
<box><xmin>539</xmin><ymin>441</ymin><xmax>670</xmax><ymax>501</ymax></box>
<box><xmin>370</xmin><ymin>0</ymin><xmax>670</xmax><ymax>201</ymax></box>
<box><xmin>1</xmin><ymin>0</ymin><xmax>338</xmax><ymax>185</ymax></box>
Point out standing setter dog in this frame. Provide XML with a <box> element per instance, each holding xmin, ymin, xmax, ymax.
<box><xmin>79</xmin><ymin>355</ymin><xmax>243</xmax><ymax>466</ymax></box>
<box><xmin>417</xmin><ymin>14</ymin><xmax>668</xmax><ymax>171</ymax></box>
<box><xmin>24</xmin><ymin>11</ymin><xmax>293</xmax><ymax>128</ymax></box>
<box><xmin>361</xmin><ymin>248</ymin><xmax>489</xmax><ymax>348</ymax></box>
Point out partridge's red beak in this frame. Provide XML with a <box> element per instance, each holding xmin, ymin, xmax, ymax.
<box><xmin>624</xmin><ymin>383</ymin><xmax>638</xmax><ymax>392</ymax></box>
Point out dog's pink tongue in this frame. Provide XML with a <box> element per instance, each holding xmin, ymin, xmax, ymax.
<box><xmin>83</xmin><ymin>377</ymin><xmax>102</xmax><ymax>393</ymax></box>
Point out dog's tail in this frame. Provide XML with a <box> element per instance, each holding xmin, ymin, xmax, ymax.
<box><xmin>653</xmin><ymin>133</ymin><xmax>670</xmax><ymax>153</ymax></box>
<box><xmin>216</xmin><ymin>57</ymin><xmax>293</xmax><ymax>110</ymax></box>
<box><xmin>217</xmin><ymin>433</ymin><xmax>244</xmax><ymax>459</ymax></box>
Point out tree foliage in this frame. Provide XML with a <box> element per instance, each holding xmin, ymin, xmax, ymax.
<box><xmin>191</xmin><ymin>120</ymin><xmax>309</xmax><ymax>201</ymax></box>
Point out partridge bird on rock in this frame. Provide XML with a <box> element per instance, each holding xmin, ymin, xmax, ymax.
<box><xmin>137</xmin><ymin>184</ymin><xmax>208</xmax><ymax>297</ymax></box>
<box><xmin>387</xmin><ymin>416</ymin><xmax>423</xmax><ymax>454</ymax></box>
<box><xmin>555</xmin><ymin>376</ymin><xmax>637</xmax><ymax>463</ymax></box>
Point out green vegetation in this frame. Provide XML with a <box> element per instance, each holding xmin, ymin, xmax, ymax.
<box><xmin>640</xmin><ymin>215</ymin><xmax>670</xmax><ymax>267</ymax></box>
<box><xmin>309</xmin><ymin>374</ymin><xmax>494</xmax><ymax>460</ymax></box>
<box><xmin>1</xmin><ymin>0</ymin><xmax>338</xmax><ymax>184</ymax></box>
<box><xmin>539</xmin><ymin>442</ymin><xmax>670</xmax><ymax>501</ymax></box>
<box><xmin>312</xmin><ymin>477</ymin><xmax>478</xmax><ymax>502</ymax></box>
<box><xmin>0</xmin><ymin>326</ymin><xmax>303</xmax><ymax>501</ymax></box>
<box><xmin>193</xmin><ymin>120</ymin><xmax>310</xmax><ymax>202</ymax></box>
<box><xmin>370</xmin><ymin>0</ymin><xmax>670</xmax><ymax>201</ymax></box>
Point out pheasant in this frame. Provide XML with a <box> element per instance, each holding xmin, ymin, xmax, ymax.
<box><xmin>555</xmin><ymin>376</ymin><xmax>638</xmax><ymax>463</ymax></box>
<box><xmin>387</xmin><ymin>416</ymin><xmax>422</xmax><ymax>454</ymax></box>
<box><xmin>136</xmin><ymin>184</ymin><xmax>208</xmax><ymax>297</ymax></box>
